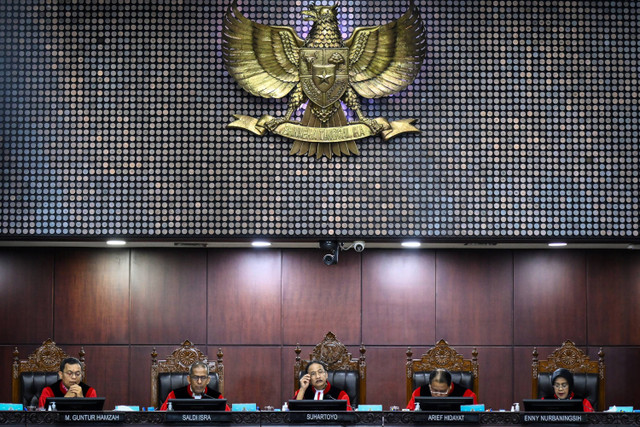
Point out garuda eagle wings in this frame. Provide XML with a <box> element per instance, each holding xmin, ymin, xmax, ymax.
<box><xmin>222</xmin><ymin>1</ymin><xmax>427</xmax><ymax>158</ymax></box>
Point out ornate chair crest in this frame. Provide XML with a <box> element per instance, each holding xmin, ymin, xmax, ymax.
<box><xmin>406</xmin><ymin>339</ymin><xmax>479</xmax><ymax>401</ymax></box>
<box><xmin>294</xmin><ymin>331</ymin><xmax>367</xmax><ymax>405</ymax></box>
<box><xmin>12</xmin><ymin>338</ymin><xmax>86</xmax><ymax>404</ymax></box>
<box><xmin>150</xmin><ymin>339</ymin><xmax>224</xmax><ymax>408</ymax></box>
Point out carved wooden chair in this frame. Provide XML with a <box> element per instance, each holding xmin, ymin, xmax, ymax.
<box><xmin>150</xmin><ymin>339</ymin><xmax>224</xmax><ymax>408</ymax></box>
<box><xmin>532</xmin><ymin>340</ymin><xmax>605</xmax><ymax>411</ymax></box>
<box><xmin>294</xmin><ymin>331</ymin><xmax>366</xmax><ymax>407</ymax></box>
<box><xmin>406</xmin><ymin>339</ymin><xmax>479</xmax><ymax>402</ymax></box>
<box><xmin>12</xmin><ymin>338</ymin><xmax>86</xmax><ymax>406</ymax></box>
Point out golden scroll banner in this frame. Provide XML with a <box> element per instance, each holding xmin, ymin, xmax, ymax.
<box><xmin>228</xmin><ymin>114</ymin><xmax>420</xmax><ymax>143</ymax></box>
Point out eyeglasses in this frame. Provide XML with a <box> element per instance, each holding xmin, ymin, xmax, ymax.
<box><xmin>309</xmin><ymin>369</ymin><xmax>326</xmax><ymax>378</ymax></box>
<box><xmin>64</xmin><ymin>371</ymin><xmax>82</xmax><ymax>378</ymax></box>
<box><xmin>429</xmin><ymin>385</ymin><xmax>449</xmax><ymax>396</ymax></box>
<box><xmin>553</xmin><ymin>382</ymin><xmax>569</xmax><ymax>389</ymax></box>
<box><xmin>190</xmin><ymin>376</ymin><xmax>209</xmax><ymax>382</ymax></box>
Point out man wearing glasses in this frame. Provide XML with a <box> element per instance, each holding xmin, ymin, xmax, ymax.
<box><xmin>406</xmin><ymin>368</ymin><xmax>477</xmax><ymax>410</ymax></box>
<box><xmin>294</xmin><ymin>360</ymin><xmax>352</xmax><ymax>410</ymax></box>
<box><xmin>38</xmin><ymin>357</ymin><xmax>97</xmax><ymax>409</ymax></box>
<box><xmin>160</xmin><ymin>361</ymin><xmax>229</xmax><ymax>410</ymax></box>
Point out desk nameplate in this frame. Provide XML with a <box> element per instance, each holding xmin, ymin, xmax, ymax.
<box><xmin>57</xmin><ymin>413</ymin><xmax>125</xmax><ymax>423</ymax></box>
<box><xmin>413</xmin><ymin>412</ymin><xmax>479</xmax><ymax>424</ymax></box>
<box><xmin>288</xmin><ymin>412</ymin><xmax>357</xmax><ymax>424</ymax></box>
<box><xmin>522</xmin><ymin>413</ymin><xmax>587</xmax><ymax>424</ymax></box>
<box><xmin>165</xmin><ymin>412</ymin><xmax>233</xmax><ymax>423</ymax></box>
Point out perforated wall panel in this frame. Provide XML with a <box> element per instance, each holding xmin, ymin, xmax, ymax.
<box><xmin>1</xmin><ymin>1</ymin><xmax>638</xmax><ymax>239</ymax></box>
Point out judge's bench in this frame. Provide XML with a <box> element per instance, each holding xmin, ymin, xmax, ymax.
<box><xmin>0</xmin><ymin>410</ymin><xmax>637</xmax><ymax>427</ymax></box>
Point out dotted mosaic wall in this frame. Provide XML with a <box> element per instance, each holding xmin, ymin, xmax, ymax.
<box><xmin>1</xmin><ymin>0</ymin><xmax>638</xmax><ymax>240</ymax></box>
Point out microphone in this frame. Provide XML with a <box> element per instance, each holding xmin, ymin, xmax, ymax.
<box><xmin>322</xmin><ymin>394</ymin><xmax>353</xmax><ymax>411</ymax></box>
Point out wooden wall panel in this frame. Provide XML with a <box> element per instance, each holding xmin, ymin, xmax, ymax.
<box><xmin>362</xmin><ymin>250</ymin><xmax>436</xmax><ymax>345</ymax></box>
<box><xmin>129</xmin><ymin>345</ymin><xmax>170</xmax><ymax>408</ymax></box>
<box><xmin>587</xmin><ymin>251</ymin><xmax>640</xmax><ymax>345</ymax></box>
<box><xmin>513</xmin><ymin>346</ymin><xmax>541</xmax><ymax>404</ymax></box>
<box><xmin>222</xmin><ymin>346</ymin><xmax>282</xmax><ymax>408</ymax></box>
<box><xmin>74</xmin><ymin>345</ymin><xmax>129</xmax><ymax>410</ymax></box>
<box><xmin>599</xmin><ymin>346</ymin><xmax>640</xmax><ymax>407</ymax></box>
<box><xmin>281</xmin><ymin>345</ymin><xmax>297</xmax><ymax>404</ymax></box>
<box><xmin>55</xmin><ymin>249</ymin><xmax>129</xmax><ymax>344</ymax></box>
<box><xmin>514</xmin><ymin>251</ymin><xmax>587</xmax><ymax>345</ymax></box>
<box><xmin>208</xmin><ymin>249</ymin><xmax>282</xmax><ymax>345</ymax></box>
<box><xmin>0</xmin><ymin>249</ymin><xmax>53</xmax><ymax>343</ymax></box>
<box><xmin>282</xmin><ymin>249</ymin><xmax>361</xmax><ymax>345</ymax></box>
<box><xmin>2</xmin><ymin>247</ymin><xmax>640</xmax><ymax>410</ymax></box>
<box><xmin>475</xmin><ymin>346</ymin><xmax>513</xmax><ymax>411</ymax></box>
<box><xmin>0</xmin><ymin>346</ymin><xmax>16</xmax><ymax>402</ymax></box>
<box><xmin>435</xmin><ymin>250</ymin><xmax>513</xmax><ymax>345</ymax></box>
<box><xmin>130</xmin><ymin>249</ymin><xmax>207</xmax><ymax>344</ymax></box>
<box><xmin>364</xmin><ymin>346</ymin><xmax>407</xmax><ymax>408</ymax></box>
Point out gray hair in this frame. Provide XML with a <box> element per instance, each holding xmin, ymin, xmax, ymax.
<box><xmin>189</xmin><ymin>361</ymin><xmax>210</xmax><ymax>376</ymax></box>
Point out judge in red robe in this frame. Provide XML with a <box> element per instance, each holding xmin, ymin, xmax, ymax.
<box><xmin>294</xmin><ymin>360</ymin><xmax>352</xmax><ymax>411</ymax></box>
<box><xmin>542</xmin><ymin>368</ymin><xmax>594</xmax><ymax>412</ymax></box>
<box><xmin>406</xmin><ymin>368</ymin><xmax>477</xmax><ymax>410</ymax></box>
<box><xmin>38</xmin><ymin>357</ymin><xmax>97</xmax><ymax>409</ymax></box>
<box><xmin>160</xmin><ymin>361</ymin><xmax>230</xmax><ymax>411</ymax></box>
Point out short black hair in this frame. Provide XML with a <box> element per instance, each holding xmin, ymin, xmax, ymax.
<box><xmin>306</xmin><ymin>360</ymin><xmax>328</xmax><ymax>374</ymax></box>
<box><xmin>59</xmin><ymin>357</ymin><xmax>82</xmax><ymax>373</ymax></box>
<box><xmin>429</xmin><ymin>368</ymin><xmax>452</xmax><ymax>386</ymax></box>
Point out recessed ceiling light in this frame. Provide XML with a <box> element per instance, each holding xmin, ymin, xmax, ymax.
<box><xmin>401</xmin><ymin>241</ymin><xmax>421</xmax><ymax>248</ymax></box>
<box><xmin>251</xmin><ymin>241</ymin><xmax>271</xmax><ymax>247</ymax></box>
<box><xmin>106</xmin><ymin>240</ymin><xmax>126</xmax><ymax>246</ymax></box>
<box><xmin>548</xmin><ymin>242</ymin><xmax>567</xmax><ymax>247</ymax></box>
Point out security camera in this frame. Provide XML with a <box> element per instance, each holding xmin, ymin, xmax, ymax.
<box><xmin>319</xmin><ymin>240</ymin><xmax>339</xmax><ymax>251</ymax></box>
<box><xmin>320</xmin><ymin>240</ymin><xmax>340</xmax><ymax>265</ymax></box>
<box><xmin>353</xmin><ymin>241</ymin><xmax>365</xmax><ymax>252</ymax></box>
<box><xmin>323</xmin><ymin>253</ymin><xmax>337</xmax><ymax>265</ymax></box>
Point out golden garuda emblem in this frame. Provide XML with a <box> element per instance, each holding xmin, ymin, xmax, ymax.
<box><xmin>222</xmin><ymin>1</ymin><xmax>427</xmax><ymax>158</ymax></box>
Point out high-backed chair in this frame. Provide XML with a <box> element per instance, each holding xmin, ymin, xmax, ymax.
<box><xmin>406</xmin><ymin>339</ymin><xmax>479</xmax><ymax>402</ymax></box>
<box><xmin>150</xmin><ymin>339</ymin><xmax>224</xmax><ymax>409</ymax></box>
<box><xmin>532</xmin><ymin>340</ymin><xmax>605</xmax><ymax>411</ymax></box>
<box><xmin>12</xmin><ymin>339</ymin><xmax>86</xmax><ymax>406</ymax></box>
<box><xmin>294</xmin><ymin>331</ymin><xmax>366</xmax><ymax>407</ymax></box>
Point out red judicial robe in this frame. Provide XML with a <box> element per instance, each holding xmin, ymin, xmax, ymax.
<box><xmin>542</xmin><ymin>393</ymin><xmax>594</xmax><ymax>412</ymax></box>
<box><xmin>160</xmin><ymin>385</ymin><xmax>230</xmax><ymax>411</ymax></box>
<box><xmin>38</xmin><ymin>380</ymin><xmax>97</xmax><ymax>409</ymax></box>
<box><xmin>293</xmin><ymin>382</ymin><xmax>352</xmax><ymax>411</ymax></box>
<box><xmin>406</xmin><ymin>383</ymin><xmax>478</xmax><ymax>410</ymax></box>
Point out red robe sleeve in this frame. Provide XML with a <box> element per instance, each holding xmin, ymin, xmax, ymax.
<box><xmin>292</xmin><ymin>388</ymin><xmax>352</xmax><ymax>411</ymax></box>
<box><xmin>463</xmin><ymin>389</ymin><xmax>478</xmax><ymax>404</ymax></box>
<box><xmin>160</xmin><ymin>391</ymin><xmax>230</xmax><ymax>411</ymax></box>
<box><xmin>38</xmin><ymin>385</ymin><xmax>97</xmax><ymax>409</ymax></box>
<box><xmin>337</xmin><ymin>390</ymin><xmax>352</xmax><ymax>411</ymax></box>
<box><xmin>406</xmin><ymin>386</ymin><xmax>477</xmax><ymax>410</ymax></box>
<box><xmin>160</xmin><ymin>391</ymin><xmax>177</xmax><ymax>411</ymax></box>
<box><xmin>218</xmin><ymin>394</ymin><xmax>231</xmax><ymax>412</ymax></box>
<box><xmin>582</xmin><ymin>399</ymin><xmax>594</xmax><ymax>412</ymax></box>
<box><xmin>38</xmin><ymin>386</ymin><xmax>55</xmax><ymax>409</ymax></box>
<box><xmin>406</xmin><ymin>387</ymin><xmax>421</xmax><ymax>410</ymax></box>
